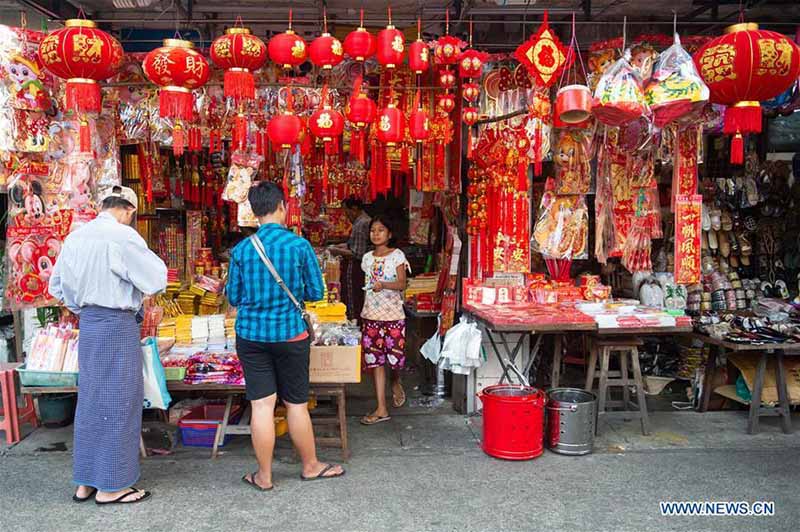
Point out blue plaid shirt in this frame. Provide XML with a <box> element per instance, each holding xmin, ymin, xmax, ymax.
<box><xmin>227</xmin><ymin>224</ymin><xmax>324</xmax><ymax>343</ymax></box>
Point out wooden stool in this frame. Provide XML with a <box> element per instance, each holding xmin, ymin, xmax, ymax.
<box><xmin>585</xmin><ymin>337</ymin><xmax>650</xmax><ymax>436</ymax></box>
<box><xmin>0</xmin><ymin>364</ymin><xmax>38</xmax><ymax>444</ymax></box>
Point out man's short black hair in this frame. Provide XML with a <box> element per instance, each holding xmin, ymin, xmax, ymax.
<box><xmin>248</xmin><ymin>181</ymin><xmax>284</xmax><ymax>217</ymax></box>
<box><xmin>342</xmin><ymin>196</ymin><xmax>364</xmax><ymax>210</ymax></box>
<box><xmin>101</xmin><ymin>196</ymin><xmax>135</xmax><ymax>210</ymax></box>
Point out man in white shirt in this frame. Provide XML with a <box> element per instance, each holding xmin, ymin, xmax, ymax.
<box><xmin>49</xmin><ymin>186</ymin><xmax>167</xmax><ymax>506</ymax></box>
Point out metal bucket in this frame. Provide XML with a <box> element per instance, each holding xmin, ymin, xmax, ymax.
<box><xmin>546</xmin><ymin>388</ymin><xmax>596</xmax><ymax>456</ymax></box>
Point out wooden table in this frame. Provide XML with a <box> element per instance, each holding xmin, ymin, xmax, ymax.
<box><xmin>692</xmin><ymin>332</ymin><xmax>800</xmax><ymax>434</ymax></box>
<box><xmin>20</xmin><ymin>382</ymin><xmax>350</xmax><ymax>460</ymax></box>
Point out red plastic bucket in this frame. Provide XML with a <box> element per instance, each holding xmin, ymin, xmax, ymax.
<box><xmin>478</xmin><ymin>384</ymin><xmax>546</xmax><ymax>460</ymax></box>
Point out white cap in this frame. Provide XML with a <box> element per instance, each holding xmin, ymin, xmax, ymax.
<box><xmin>100</xmin><ymin>185</ymin><xmax>138</xmax><ymax>210</ymax></box>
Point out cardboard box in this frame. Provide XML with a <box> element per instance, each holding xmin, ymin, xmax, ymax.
<box><xmin>309</xmin><ymin>346</ymin><xmax>361</xmax><ymax>384</ymax></box>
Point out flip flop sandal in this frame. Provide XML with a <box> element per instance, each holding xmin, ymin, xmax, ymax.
<box><xmin>708</xmin><ymin>230</ymin><xmax>719</xmax><ymax>252</ymax></box>
<box><xmin>721</xmin><ymin>211</ymin><xmax>733</xmax><ymax>231</ymax></box>
<box><xmin>701</xmin><ymin>231</ymin><xmax>709</xmax><ymax>251</ymax></box>
<box><xmin>300</xmin><ymin>463</ymin><xmax>345</xmax><ymax>481</ymax></box>
<box><xmin>242</xmin><ymin>472</ymin><xmax>273</xmax><ymax>492</ymax></box>
<box><xmin>360</xmin><ymin>414</ymin><xmax>391</xmax><ymax>425</ymax></box>
<box><xmin>95</xmin><ymin>488</ymin><xmax>151</xmax><ymax>506</ymax></box>
<box><xmin>73</xmin><ymin>487</ymin><xmax>97</xmax><ymax>503</ymax></box>
<box><xmin>392</xmin><ymin>387</ymin><xmax>406</xmax><ymax>408</ymax></box>
<box><xmin>702</xmin><ymin>206</ymin><xmax>712</xmax><ymax>232</ymax></box>
<box><xmin>710</xmin><ymin>208</ymin><xmax>722</xmax><ymax>231</ymax></box>
<box><xmin>719</xmin><ymin>231</ymin><xmax>730</xmax><ymax>258</ymax></box>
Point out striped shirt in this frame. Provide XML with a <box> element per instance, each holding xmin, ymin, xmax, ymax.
<box><xmin>226</xmin><ymin>223</ymin><xmax>324</xmax><ymax>343</ymax></box>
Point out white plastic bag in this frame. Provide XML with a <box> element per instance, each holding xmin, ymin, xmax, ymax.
<box><xmin>420</xmin><ymin>329</ymin><xmax>442</xmax><ymax>364</ymax></box>
<box><xmin>142</xmin><ymin>337</ymin><xmax>172</xmax><ymax>410</ymax></box>
<box><xmin>439</xmin><ymin>317</ymin><xmax>483</xmax><ymax>374</ymax></box>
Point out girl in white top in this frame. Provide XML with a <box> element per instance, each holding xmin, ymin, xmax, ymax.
<box><xmin>360</xmin><ymin>216</ymin><xmax>410</xmax><ymax>425</ymax></box>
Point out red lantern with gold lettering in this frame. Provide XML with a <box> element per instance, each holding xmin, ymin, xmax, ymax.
<box><xmin>344</xmin><ymin>9</ymin><xmax>376</xmax><ymax>62</ymax></box>
<box><xmin>346</xmin><ymin>76</ymin><xmax>376</xmax><ymax>163</ymax></box>
<box><xmin>409</xmin><ymin>91</ymin><xmax>430</xmax><ymax>190</ymax></box>
<box><xmin>269</xmin><ymin>10</ymin><xmax>308</xmax><ymax>70</ymax></box>
<box><xmin>408</xmin><ymin>18</ymin><xmax>430</xmax><ymax>75</ymax></box>
<box><xmin>268</xmin><ymin>88</ymin><xmax>302</xmax><ymax>150</ymax></box>
<box><xmin>310</xmin><ymin>84</ymin><xmax>344</xmax><ymax>191</ymax></box>
<box><xmin>694</xmin><ymin>23</ymin><xmax>800</xmax><ymax>163</ymax></box>
<box><xmin>434</xmin><ymin>11</ymin><xmax>461</xmax><ymax>66</ymax></box>
<box><xmin>38</xmin><ymin>19</ymin><xmax>124</xmax><ymax>114</ymax></box>
<box><xmin>376</xmin><ymin>103</ymin><xmax>405</xmax><ymax>145</ymax></box>
<box><xmin>309</xmin><ymin>9</ymin><xmax>343</xmax><ymax>70</ymax></box>
<box><xmin>210</xmin><ymin>27</ymin><xmax>267</xmax><ymax>101</ymax></box>
<box><xmin>377</xmin><ymin>7</ymin><xmax>405</xmax><ymax>69</ymax></box>
<box><xmin>143</xmin><ymin>38</ymin><xmax>210</xmax><ymax>121</ymax></box>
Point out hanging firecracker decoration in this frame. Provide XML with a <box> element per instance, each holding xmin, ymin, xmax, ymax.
<box><xmin>210</xmin><ymin>26</ymin><xmax>267</xmax><ymax>101</ymax></box>
<box><xmin>462</xmin><ymin>82</ymin><xmax>480</xmax><ymax>103</ymax></box>
<box><xmin>309</xmin><ymin>8</ymin><xmax>344</xmax><ymax>70</ymax></box>
<box><xmin>434</xmin><ymin>10</ymin><xmax>462</xmax><ymax>65</ymax></box>
<box><xmin>345</xmin><ymin>76</ymin><xmax>376</xmax><ymax>163</ymax></box>
<box><xmin>408</xmin><ymin>17</ymin><xmax>430</xmax><ymax>75</ymax></box>
<box><xmin>309</xmin><ymin>84</ymin><xmax>345</xmax><ymax>191</ymax></box>
<box><xmin>377</xmin><ymin>6</ymin><xmax>405</xmax><ymax>69</ymax></box>
<box><xmin>268</xmin><ymin>87</ymin><xmax>302</xmax><ymax>149</ymax></box>
<box><xmin>514</xmin><ymin>11</ymin><xmax>572</xmax><ymax>88</ymax></box>
<box><xmin>268</xmin><ymin>10</ymin><xmax>308</xmax><ymax>70</ymax></box>
<box><xmin>343</xmin><ymin>9</ymin><xmax>376</xmax><ymax>62</ymax></box>
<box><xmin>409</xmin><ymin>90</ymin><xmax>430</xmax><ymax>190</ymax></box>
<box><xmin>143</xmin><ymin>38</ymin><xmax>210</xmax><ymax>121</ymax></box>
<box><xmin>38</xmin><ymin>18</ymin><xmax>124</xmax><ymax>151</ymax></box>
<box><xmin>693</xmin><ymin>22</ymin><xmax>800</xmax><ymax>164</ymax></box>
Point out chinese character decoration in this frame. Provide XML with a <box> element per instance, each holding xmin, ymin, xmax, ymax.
<box><xmin>674</xmin><ymin>194</ymin><xmax>702</xmax><ymax>284</ymax></box>
<box><xmin>377</xmin><ymin>6</ymin><xmax>405</xmax><ymax>70</ymax></box>
<box><xmin>345</xmin><ymin>75</ymin><xmax>376</xmax><ymax>164</ymax></box>
<box><xmin>693</xmin><ymin>22</ymin><xmax>800</xmax><ymax>164</ymax></box>
<box><xmin>143</xmin><ymin>38</ymin><xmax>210</xmax><ymax>156</ymax></box>
<box><xmin>268</xmin><ymin>9</ymin><xmax>308</xmax><ymax>70</ymax></box>
<box><xmin>309</xmin><ymin>7</ymin><xmax>344</xmax><ymax>71</ymax></box>
<box><xmin>409</xmin><ymin>90</ymin><xmax>431</xmax><ymax>189</ymax></box>
<box><xmin>672</xmin><ymin>126</ymin><xmax>700</xmax><ymax>210</ymax></box>
<box><xmin>309</xmin><ymin>84</ymin><xmax>344</xmax><ymax>194</ymax></box>
<box><xmin>210</xmin><ymin>25</ymin><xmax>267</xmax><ymax>102</ymax></box>
<box><xmin>38</xmin><ymin>18</ymin><xmax>124</xmax><ymax>151</ymax></box>
<box><xmin>514</xmin><ymin>11</ymin><xmax>572</xmax><ymax>89</ymax></box>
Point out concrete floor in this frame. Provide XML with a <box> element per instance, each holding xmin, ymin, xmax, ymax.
<box><xmin>2</xmin><ymin>403</ymin><xmax>800</xmax><ymax>532</ymax></box>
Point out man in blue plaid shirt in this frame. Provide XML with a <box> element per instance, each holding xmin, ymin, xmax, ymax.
<box><xmin>227</xmin><ymin>182</ymin><xmax>344</xmax><ymax>490</ymax></box>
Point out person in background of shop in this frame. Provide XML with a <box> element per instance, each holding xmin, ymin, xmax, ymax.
<box><xmin>360</xmin><ymin>215</ymin><xmax>411</xmax><ymax>425</ymax></box>
<box><xmin>227</xmin><ymin>181</ymin><xmax>345</xmax><ymax>490</ymax></box>
<box><xmin>330</xmin><ymin>197</ymin><xmax>371</xmax><ymax>320</ymax></box>
<box><xmin>48</xmin><ymin>186</ymin><xmax>167</xmax><ymax>505</ymax></box>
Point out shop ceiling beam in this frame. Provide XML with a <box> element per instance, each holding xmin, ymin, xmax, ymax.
<box><xmin>583</xmin><ymin>0</ymin><xmax>592</xmax><ymax>20</ymax></box>
<box><xmin>17</xmin><ymin>0</ymin><xmax>80</xmax><ymax>21</ymax></box>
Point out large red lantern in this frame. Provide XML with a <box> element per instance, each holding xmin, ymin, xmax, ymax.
<box><xmin>408</xmin><ymin>19</ymin><xmax>430</xmax><ymax>75</ymax></box>
<box><xmin>377</xmin><ymin>7</ymin><xmax>405</xmax><ymax>69</ymax></box>
<box><xmin>409</xmin><ymin>101</ymin><xmax>430</xmax><ymax>142</ymax></box>
<box><xmin>309</xmin><ymin>10</ymin><xmax>343</xmax><ymax>70</ymax></box>
<box><xmin>269</xmin><ymin>11</ymin><xmax>307</xmax><ymax>70</ymax></box>
<box><xmin>210</xmin><ymin>27</ymin><xmax>267</xmax><ymax>101</ymax></box>
<box><xmin>343</xmin><ymin>9</ymin><xmax>376</xmax><ymax>62</ymax></box>
<box><xmin>694</xmin><ymin>23</ymin><xmax>800</xmax><ymax>163</ymax></box>
<box><xmin>38</xmin><ymin>19</ymin><xmax>124</xmax><ymax>114</ymax></box>
<box><xmin>376</xmin><ymin>103</ymin><xmax>405</xmax><ymax>145</ymax></box>
<box><xmin>346</xmin><ymin>77</ymin><xmax>377</xmax><ymax>127</ymax></box>
<box><xmin>268</xmin><ymin>88</ymin><xmax>302</xmax><ymax>149</ymax></box>
<box><xmin>143</xmin><ymin>38</ymin><xmax>210</xmax><ymax>121</ymax></box>
<box><xmin>310</xmin><ymin>86</ymin><xmax>344</xmax><ymax>142</ymax></box>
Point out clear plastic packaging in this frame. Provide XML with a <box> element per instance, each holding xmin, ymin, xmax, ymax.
<box><xmin>553</xmin><ymin>129</ymin><xmax>593</xmax><ymax>195</ymax></box>
<box><xmin>223</xmin><ymin>151</ymin><xmax>262</xmax><ymax>204</ymax></box>
<box><xmin>592</xmin><ymin>52</ymin><xmax>648</xmax><ymax>127</ymax></box>
<box><xmin>532</xmin><ymin>188</ymin><xmax>588</xmax><ymax>260</ymax></box>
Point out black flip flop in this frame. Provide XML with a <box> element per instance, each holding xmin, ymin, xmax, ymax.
<box><xmin>242</xmin><ymin>472</ymin><xmax>273</xmax><ymax>492</ymax></box>
<box><xmin>300</xmin><ymin>463</ymin><xmax>345</xmax><ymax>482</ymax></box>
<box><xmin>95</xmin><ymin>488</ymin><xmax>151</xmax><ymax>506</ymax></box>
<box><xmin>72</xmin><ymin>487</ymin><xmax>97</xmax><ymax>503</ymax></box>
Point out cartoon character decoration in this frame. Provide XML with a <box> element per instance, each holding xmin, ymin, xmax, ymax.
<box><xmin>7</xmin><ymin>236</ymin><xmax>61</xmax><ymax>292</ymax></box>
<box><xmin>6</xmin><ymin>53</ymin><xmax>51</xmax><ymax>111</ymax></box>
<box><xmin>554</xmin><ymin>130</ymin><xmax>593</xmax><ymax>195</ymax></box>
<box><xmin>9</xmin><ymin>176</ymin><xmax>47</xmax><ymax>225</ymax></box>
<box><xmin>587</xmin><ymin>46</ymin><xmax>618</xmax><ymax>92</ymax></box>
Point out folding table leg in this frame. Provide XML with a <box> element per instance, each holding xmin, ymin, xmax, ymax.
<box><xmin>774</xmin><ymin>352</ymin><xmax>792</xmax><ymax>434</ymax></box>
<box><xmin>212</xmin><ymin>395</ymin><xmax>234</xmax><ymax>459</ymax></box>
<box><xmin>487</xmin><ymin>330</ymin><xmax>524</xmax><ymax>385</ymax></box>
<box><xmin>550</xmin><ymin>335</ymin><xmax>562</xmax><ymax>388</ymax></box>
<box><xmin>747</xmin><ymin>353</ymin><xmax>767</xmax><ymax>435</ymax></box>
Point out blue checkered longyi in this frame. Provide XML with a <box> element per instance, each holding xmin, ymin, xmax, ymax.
<box><xmin>226</xmin><ymin>224</ymin><xmax>325</xmax><ymax>343</ymax></box>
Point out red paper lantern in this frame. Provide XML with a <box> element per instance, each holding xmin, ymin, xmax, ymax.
<box><xmin>458</xmin><ymin>49</ymin><xmax>488</xmax><ymax>79</ymax></box>
<box><xmin>143</xmin><ymin>38</ymin><xmax>210</xmax><ymax>121</ymax></box>
<box><xmin>310</xmin><ymin>87</ymin><xmax>344</xmax><ymax>141</ymax></box>
<box><xmin>343</xmin><ymin>9</ymin><xmax>376</xmax><ymax>62</ymax></box>
<box><xmin>462</xmin><ymin>107</ymin><xmax>479</xmax><ymax>126</ymax></box>
<box><xmin>377</xmin><ymin>8</ymin><xmax>405</xmax><ymax>69</ymax></box>
<box><xmin>269</xmin><ymin>12</ymin><xmax>307</xmax><ymax>70</ymax></box>
<box><xmin>376</xmin><ymin>103</ymin><xmax>405</xmax><ymax>145</ymax></box>
<box><xmin>38</xmin><ymin>19</ymin><xmax>124</xmax><ymax>113</ymax></box>
<box><xmin>309</xmin><ymin>11</ymin><xmax>343</xmax><ymax>70</ymax></box>
<box><xmin>439</xmin><ymin>69</ymin><xmax>456</xmax><ymax>89</ymax></box>
<box><xmin>409</xmin><ymin>107</ymin><xmax>430</xmax><ymax>142</ymax></box>
<box><xmin>210</xmin><ymin>27</ymin><xmax>267</xmax><ymax>101</ymax></box>
<box><xmin>693</xmin><ymin>22</ymin><xmax>800</xmax><ymax>163</ymax></box>
<box><xmin>346</xmin><ymin>81</ymin><xmax>377</xmax><ymax>128</ymax></box>
<box><xmin>463</xmin><ymin>82</ymin><xmax>480</xmax><ymax>102</ymax></box>
<box><xmin>268</xmin><ymin>88</ymin><xmax>302</xmax><ymax>149</ymax></box>
<box><xmin>437</xmin><ymin>93</ymin><xmax>456</xmax><ymax>115</ymax></box>
<box><xmin>409</xmin><ymin>39</ymin><xmax>430</xmax><ymax>74</ymax></box>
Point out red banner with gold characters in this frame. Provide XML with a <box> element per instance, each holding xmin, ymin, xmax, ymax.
<box><xmin>674</xmin><ymin>194</ymin><xmax>702</xmax><ymax>284</ymax></box>
<box><xmin>672</xmin><ymin>126</ymin><xmax>700</xmax><ymax>211</ymax></box>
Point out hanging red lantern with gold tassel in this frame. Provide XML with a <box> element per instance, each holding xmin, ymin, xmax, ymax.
<box><xmin>210</xmin><ymin>26</ymin><xmax>267</xmax><ymax>101</ymax></box>
<box><xmin>437</xmin><ymin>93</ymin><xmax>456</xmax><ymax>115</ymax></box>
<box><xmin>309</xmin><ymin>84</ymin><xmax>345</xmax><ymax>192</ymax></box>
<box><xmin>143</xmin><ymin>38</ymin><xmax>210</xmax><ymax>121</ymax></box>
<box><xmin>409</xmin><ymin>90</ymin><xmax>430</xmax><ymax>190</ymax></box>
<box><xmin>408</xmin><ymin>17</ymin><xmax>430</xmax><ymax>75</ymax></box>
<box><xmin>377</xmin><ymin>6</ymin><xmax>405</xmax><ymax>69</ymax></box>
<box><xmin>462</xmin><ymin>106</ymin><xmax>479</xmax><ymax>159</ymax></box>
<box><xmin>344</xmin><ymin>8</ymin><xmax>376</xmax><ymax>62</ymax></box>
<box><xmin>309</xmin><ymin>8</ymin><xmax>344</xmax><ymax>70</ymax></box>
<box><xmin>377</xmin><ymin>102</ymin><xmax>405</xmax><ymax>145</ymax></box>
<box><xmin>345</xmin><ymin>76</ymin><xmax>376</xmax><ymax>163</ymax></box>
<box><xmin>268</xmin><ymin>87</ymin><xmax>302</xmax><ymax>150</ymax></box>
<box><xmin>268</xmin><ymin>10</ymin><xmax>308</xmax><ymax>70</ymax></box>
<box><xmin>693</xmin><ymin>22</ymin><xmax>800</xmax><ymax>164</ymax></box>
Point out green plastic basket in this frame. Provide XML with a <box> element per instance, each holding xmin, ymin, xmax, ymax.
<box><xmin>16</xmin><ymin>364</ymin><xmax>79</xmax><ymax>387</ymax></box>
<box><xmin>164</xmin><ymin>366</ymin><xmax>187</xmax><ymax>381</ymax></box>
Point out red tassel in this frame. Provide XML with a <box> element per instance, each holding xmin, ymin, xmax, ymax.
<box><xmin>401</xmin><ymin>145</ymin><xmax>410</xmax><ymax>171</ymax></box>
<box><xmin>79</xmin><ymin>118</ymin><xmax>91</xmax><ymax>153</ymax></box>
<box><xmin>235</xmin><ymin>114</ymin><xmax>247</xmax><ymax>151</ymax></box>
<box><xmin>730</xmin><ymin>133</ymin><xmax>744</xmax><ymax>165</ymax></box>
<box><xmin>724</xmin><ymin>104</ymin><xmax>762</xmax><ymax>135</ymax></box>
<box><xmin>517</xmin><ymin>158</ymin><xmax>529</xmax><ymax>192</ymax></box>
<box><xmin>466</xmin><ymin>133</ymin><xmax>473</xmax><ymax>160</ymax></box>
<box><xmin>323</xmin><ymin>154</ymin><xmax>329</xmax><ymax>197</ymax></box>
<box><xmin>224</xmin><ymin>69</ymin><xmax>256</xmax><ymax>101</ymax></box>
<box><xmin>183</xmin><ymin>176</ymin><xmax>191</xmax><ymax>200</ymax></box>
<box><xmin>256</xmin><ymin>132</ymin><xmax>264</xmax><ymax>156</ymax></box>
<box><xmin>416</xmin><ymin>145</ymin><xmax>423</xmax><ymax>190</ymax></box>
<box><xmin>159</xmin><ymin>89</ymin><xmax>194</xmax><ymax>122</ymax></box>
<box><xmin>435</xmin><ymin>143</ymin><xmax>445</xmax><ymax>169</ymax></box>
<box><xmin>534</xmin><ymin>127</ymin><xmax>542</xmax><ymax>177</ymax></box>
<box><xmin>173</xmin><ymin>125</ymin><xmax>185</xmax><ymax>157</ymax></box>
<box><xmin>66</xmin><ymin>81</ymin><xmax>102</xmax><ymax>114</ymax></box>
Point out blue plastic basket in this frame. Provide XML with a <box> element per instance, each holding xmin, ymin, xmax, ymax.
<box><xmin>16</xmin><ymin>364</ymin><xmax>79</xmax><ymax>387</ymax></box>
<box><xmin>178</xmin><ymin>405</ymin><xmax>242</xmax><ymax>448</ymax></box>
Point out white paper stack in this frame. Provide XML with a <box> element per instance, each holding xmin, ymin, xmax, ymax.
<box><xmin>191</xmin><ymin>316</ymin><xmax>209</xmax><ymax>346</ymax></box>
<box><xmin>207</xmin><ymin>314</ymin><xmax>227</xmax><ymax>350</ymax></box>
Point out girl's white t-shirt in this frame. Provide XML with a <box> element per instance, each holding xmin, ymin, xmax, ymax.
<box><xmin>361</xmin><ymin>249</ymin><xmax>410</xmax><ymax>321</ymax></box>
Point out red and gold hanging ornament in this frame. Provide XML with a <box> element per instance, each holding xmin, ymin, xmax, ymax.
<box><xmin>458</xmin><ymin>50</ymin><xmax>488</xmax><ymax>80</ymax></box>
<box><xmin>462</xmin><ymin>106</ymin><xmax>479</xmax><ymax>158</ymax></box>
<box><xmin>437</xmin><ymin>93</ymin><xmax>456</xmax><ymax>115</ymax></box>
<box><xmin>345</xmin><ymin>76</ymin><xmax>376</xmax><ymax>163</ymax></box>
<box><xmin>309</xmin><ymin>8</ymin><xmax>344</xmax><ymax>70</ymax></box>
<box><xmin>343</xmin><ymin>9</ymin><xmax>376</xmax><ymax>62</ymax></box>
<box><xmin>377</xmin><ymin>7</ymin><xmax>405</xmax><ymax>69</ymax></box>
<box><xmin>309</xmin><ymin>84</ymin><xmax>344</xmax><ymax>191</ymax></box>
<box><xmin>434</xmin><ymin>10</ymin><xmax>462</xmax><ymax>66</ymax></box>
<box><xmin>408</xmin><ymin>18</ymin><xmax>430</xmax><ymax>75</ymax></box>
<box><xmin>463</xmin><ymin>82</ymin><xmax>480</xmax><ymax>103</ymax></box>
<box><xmin>268</xmin><ymin>10</ymin><xmax>308</xmax><ymax>70</ymax></box>
<box><xmin>210</xmin><ymin>26</ymin><xmax>267</xmax><ymax>101</ymax></box>
<box><xmin>376</xmin><ymin>100</ymin><xmax>405</xmax><ymax>146</ymax></box>
<box><xmin>693</xmin><ymin>22</ymin><xmax>800</xmax><ymax>164</ymax></box>
<box><xmin>143</xmin><ymin>38</ymin><xmax>210</xmax><ymax>121</ymax></box>
<box><xmin>38</xmin><ymin>18</ymin><xmax>124</xmax><ymax>151</ymax></box>
<box><xmin>439</xmin><ymin>69</ymin><xmax>456</xmax><ymax>89</ymax></box>
<box><xmin>268</xmin><ymin>86</ymin><xmax>302</xmax><ymax>150</ymax></box>
<box><xmin>409</xmin><ymin>90</ymin><xmax>430</xmax><ymax>190</ymax></box>
<box><xmin>514</xmin><ymin>11</ymin><xmax>572</xmax><ymax>88</ymax></box>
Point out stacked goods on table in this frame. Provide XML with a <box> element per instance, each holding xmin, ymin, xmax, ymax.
<box><xmin>463</xmin><ymin>273</ymin><xmax>612</xmax><ymax>308</ymax></box>
<box><xmin>405</xmin><ymin>273</ymin><xmax>440</xmax><ymax>312</ymax></box>
<box><xmin>306</xmin><ymin>301</ymin><xmax>348</xmax><ymax>323</ymax></box>
<box><xmin>183</xmin><ymin>351</ymin><xmax>244</xmax><ymax>385</ymax></box>
<box><xmin>677</xmin><ymin>345</ymin><xmax>704</xmax><ymax>380</ymax></box>
<box><xmin>577</xmin><ymin>301</ymin><xmax>693</xmax><ymax>329</ymax></box>
<box><xmin>174</xmin><ymin>315</ymin><xmax>194</xmax><ymax>345</ymax></box>
<box><xmin>18</xmin><ymin>326</ymin><xmax>80</xmax><ymax>386</ymax></box>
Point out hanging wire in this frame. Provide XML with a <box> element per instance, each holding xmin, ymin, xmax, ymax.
<box><xmin>621</xmin><ymin>15</ymin><xmax>627</xmax><ymax>52</ymax></box>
